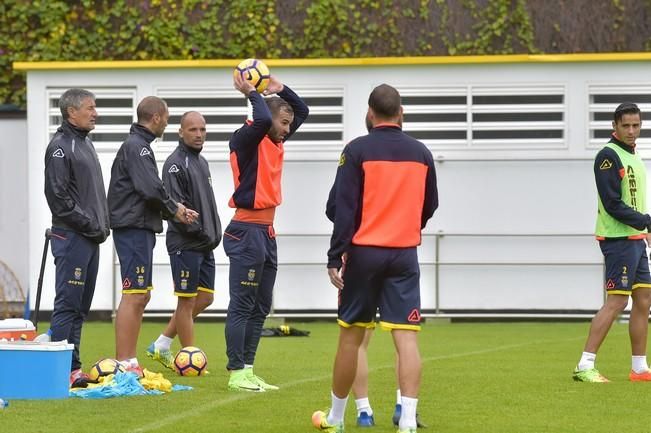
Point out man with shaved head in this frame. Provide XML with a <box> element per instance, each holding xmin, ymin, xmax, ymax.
<box><xmin>108</xmin><ymin>96</ymin><xmax>199</xmax><ymax>376</ymax></box>
<box><xmin>314</xmin><ymin>84</ymin><xmax>438</xmax><ymax>433</ymax></box>
<box><xmin>146</xmin><ymin>111</ymin><xmax>222</xmax><ymax>370</ymax></box>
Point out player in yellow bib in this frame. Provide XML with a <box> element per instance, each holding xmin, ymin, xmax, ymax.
<box><xmin>574</xmin><ymin>102</ymin><xmax>651</xmax><ymax>382</ymax></box>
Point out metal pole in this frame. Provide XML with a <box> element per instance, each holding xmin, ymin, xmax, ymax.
<box><xmin>435</xmin><ymin>231</ymin><xmax>441</xmax><ymax>316</ymax></box>
<box><xmin>112</xmin><ymin>245</ymin><xmax>117</xmax><ymax>322</ymax></box>
<box><xmin>33</xmin><ymin>228</ymin><xmax>52</xmax><ymax>330</ymax></box>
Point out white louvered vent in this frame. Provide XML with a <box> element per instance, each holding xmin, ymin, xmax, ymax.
<box><xmin>471</xmin><ymin>85</ymin><xmax>565</xmax><ymax>148</ymax></box>
<box><xmin>400</xmin><ymin>86</ymin><xmax>468</xmax><ymax>147</ymax></box>
<box><xmin>283</xmin><ymin>86</ymin><xmax>344</xmax><ymax>154</ymax></box>
<box><xmin>156</xmin><ymin>86</ymin><xmax>344</xmax><ymax>158</ymax></box>
<box><xmin>156</xmin><ymin>87</ymin><xmax>245</xmax><ymax>158</ymax></box>
<box><xmin>588</xmin><ymin>85</ymin><xmax>651</xmax><ymax>149</ymax></box>
<box><xmin>47</xmin><ymin>88</ymin><xmax>136</xmax><ymax>153</ymax></box>
<box><xmin>400</xmin><ymin>85</ymin><xmax>566</xmax><ymax>150</ymax></box>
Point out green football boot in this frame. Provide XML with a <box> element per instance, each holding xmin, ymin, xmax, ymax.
<box><xmin>228</xmin><ymin>368</ymin><xmax>264</xmax><ymax>392</ymax></box>
<box><xmin>572</xmin><ymin>367</ymin><xmax>610</xmax><ymax>383</ymax></box>
<box><xmin>311</xmin><ymin>410</ymin><xmax>344</xmax><ymax>433</ymax></box>
<box><xmin>244</xmin><ymin>367</ymin><xmax>279</xmax><ymax>390</ymax></box>
<box><xmin>146</xmin><ymin>343</ymin><xmax>175</xmax><ymax>371</ymax></box>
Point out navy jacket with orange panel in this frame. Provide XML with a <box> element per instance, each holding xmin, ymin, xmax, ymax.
<box><xmin>327</xmin><ymin>124</ymin><xmax>438</xmax><ymax>268</ymax></box>
<box><xmin>228</xmin><ymin>86</ymin><xmax>309</xmax><ymax>223</ymax></box>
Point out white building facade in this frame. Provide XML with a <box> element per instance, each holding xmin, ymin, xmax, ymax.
<box><xmin>14</xmin><ymin>53</ymin><xmax>651</xmax><ymax>319</ymax></box>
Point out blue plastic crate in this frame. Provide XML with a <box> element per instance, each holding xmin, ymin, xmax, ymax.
<box><xmin>0</xmin><ymin>341</ymin><xmax>72</xmax><ymax>399</ymax></box>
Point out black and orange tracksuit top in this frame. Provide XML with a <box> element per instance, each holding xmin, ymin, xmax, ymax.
<box><xmin>228</xmin><ymin>86</ymin><xmax>309</xmax><ymax>224</ymax></box>
<box><xmin>326</xmin><ymin>124</ymin><xmax>439</xmax><ymax>269</ymax></box>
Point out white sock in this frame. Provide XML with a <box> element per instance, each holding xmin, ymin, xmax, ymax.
<box><xmin>577</xmin><ymin>352</ymin><xmax>596</xmax><ymax>371</ymax></box>
<box><xmin>399</xmin><ymin>396</ymin><xmax>418</xmax><ymax>430</ymax></box>
<box><xmin>119</xmin><ymin>358</ymin><xmax>138</xmax><ymax>368</ymax></box>
<box><xmin>396</xmin><ymin>389</ymin><xmax>402</xmax><ymax>405</ymax></box>
<box><xmin>632</xmin><ymin>355</ymin><xmax>649</xmax><ymax>373</ymax></box>
<box><xmin>355</xmin><ymin>397</ymin><xmax>373</xmax><ymax>416</ymax></box>
<box><xmin>327</xmin><ymin>391</ymin><xmax>348</xmax><ymax>425</ymax></box>
<box><xmin>154</xmin><ymin>334</ymin><xmax>173</xmax><ymax>351</ymax></box>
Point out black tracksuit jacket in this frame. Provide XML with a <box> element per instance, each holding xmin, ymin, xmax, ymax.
<box><xmin>163</xmin><ymin>141</ymin><xmax>222</xmax><ymax>253</ymax></box>
<box><xmin>44</xmin><ymin>121</ymin><xmax>110</xmax><ymax>244</ymax></box>
<box><xmin>107</xmin><ymin>123</ymin><xmax>177</xmax><ymax>233</ymax></box>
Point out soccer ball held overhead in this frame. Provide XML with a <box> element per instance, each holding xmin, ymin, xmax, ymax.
<box><xmin>233</xmin><ymin>58</ymin><xmax>270</xmax><ymax>93</ymax></box>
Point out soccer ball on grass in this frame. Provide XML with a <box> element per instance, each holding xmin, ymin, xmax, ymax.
<box><xmin>174</xmin><ymin>346</ymin><xmax>208</xmax><ymax>376</ymax></box>
<box><xmin>88</xmin><ymin>358</ymin><xmax>125</xmax><ymax>382</ymax></box>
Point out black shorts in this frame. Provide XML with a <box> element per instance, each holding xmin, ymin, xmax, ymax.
<box><xmin>169</xmin><ymin>250</ymin><xmax>216</xmax><ymax>297</ymax></box>
<box><xmin>599</xmin><ymin>239</ymin><xmax>651</xmax><ymax>295</ymax></box>
<box><xmin>338</xmin><ymin>245</ymin><xmax>421</xmax><ymax>331</ymax></box>
<box><xmin>113</xmin><ymin>228</ymin><xmax>156</xmax><ymax>294</ymax></box>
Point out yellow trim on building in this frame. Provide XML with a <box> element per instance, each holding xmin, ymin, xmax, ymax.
<box><xmin>379</xmin><ymin>321</ymin><xmax>421</xmax><ymax>332</ymax></box>
<box><xmin>197</xmin><ymin>286</ymin><xmax>215</xmax><ymax>294</ymax></box>
<box><xmin>13</xmin><ymin>52</ymin><xmax>651</xmax><ymax>71</ymax></box>
<box><xmin>336</xmin><ymin>319</ymin><xmax>376</xmax><ymax>329</ymax></box>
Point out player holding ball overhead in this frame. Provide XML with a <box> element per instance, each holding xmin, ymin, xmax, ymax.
<box><xmin>224</xmin><ymin>60</ymin><xmax>309</xmax><ymax>391</ymax></box>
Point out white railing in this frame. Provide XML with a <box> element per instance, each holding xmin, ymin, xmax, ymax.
<box><xmin>116</xmin><ymin>231</ymin><xmax>606</xmax><ymax>320</ymax></box>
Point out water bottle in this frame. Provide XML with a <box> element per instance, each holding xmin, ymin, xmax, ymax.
<box><xmin>0</xmin><ymin>398</ymin><xmax>8</xmax><ymax>409</ymax></box>
<box><xmin>33</xmin><ymin>328</ymin><xmax>52</xmax><ymax>343</ymax></box>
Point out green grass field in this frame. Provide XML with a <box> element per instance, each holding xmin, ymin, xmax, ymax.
<box><xmin>1</xmin><ymin>320</ymin><xmax>649</xmax><ymax>432</ymax></box>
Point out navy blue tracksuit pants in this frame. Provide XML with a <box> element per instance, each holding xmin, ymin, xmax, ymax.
<box><xmin>49</xmin><ymin>228</ymin><xmax>99</xmax><ymax>372</ymax></box>
<box><xmin>223</xmin><ymin>221</ymin><xmax>277</xmax><ymax>370</ymax></box>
